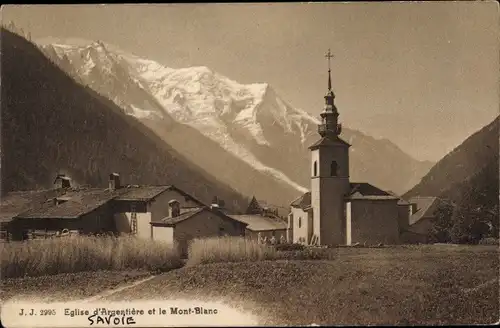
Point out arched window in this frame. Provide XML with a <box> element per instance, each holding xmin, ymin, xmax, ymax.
<box><xmin>298</xmin><ymin>217</ymin><xmax>302</xmax><ymax>228</ymax></box>
<box><xmin>330</xmin><ymin>161</ymin><xmax>338</xmax><ymax>176</ymax></box>
<box><xmin>313</xmin><ymin>161</ymin><xmax>318</xmax><ymax>176</ymax></box>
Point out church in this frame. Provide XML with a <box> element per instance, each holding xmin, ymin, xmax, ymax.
<box><xmin>288</xmin><ymin>50</ymin><xmax>404</xmax><ymax>247</ymax></box>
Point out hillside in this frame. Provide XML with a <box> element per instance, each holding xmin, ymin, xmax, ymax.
<box><xmin>0</xmin><ymin>28</ymin><xmax>249</xmax><ymax>212</ymax></box>
<box><xmin>404</xmin><ymin>116</ymin><xmax>499</xmax><ymax>241</ymax></box>
<box><xmin>405</xmin><ymin>116</ymin><xmax>499</xmax><ymax>200</ymax></box>
<box><xmin>38</xmin><ymin>41</ymin><xmax>433</xmax><ymax>198</ymax></box>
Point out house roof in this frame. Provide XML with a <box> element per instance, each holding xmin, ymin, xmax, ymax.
<box><xmin>151</xmin><ymin>206</ymin><xmax>249</xmax><ymax>228</ymax></box>
<box><xmin>152</xmin><ymin>207</ymin><xmax>205</xmax><ymax>226</ymax></box>
<box><xmin>114</xmin><ymin>185</ymin><xmax>205</xmax><ymax>206</ymax></box>
<box><xmin>228</xmin><ymin>214</ymin><xmax>287</xmax><ymax>232</ymax></box>
<box><xmin>408</xmin><ymin>197</ymin><xmax>440</xmax><ymax>225</ymax></box>
<box><xmin>1</xmin><ymin>182</ymin><xmax>208</xmax><ymax>222</ymax></box>
<box><xmin>113</xmin><ymin>185</ymin><xmax>173</xmax><ymax>201</ymax></box>
<box><xmin>0</xmin><ymin>189</ymin><xmax>62</xmax><ymax>223</ymax></box>
<box><xmin>17</xmin><ymin>188</ymin><xmax>126</xmax><ymax>219</ymax></box>
<box><xmin>308</xmin><ymin>136</ymin><xmax>351</xmax><ymax>150</ymax></box>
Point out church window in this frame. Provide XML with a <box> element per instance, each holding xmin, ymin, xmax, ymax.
<box><xmin>313</xmin><ymin>161</ymin><xmax>318</xmax><ymax>176</ymax></box>
<box><xmin>330</xmin><ymin>161</ymin><xmax>338</xmax><ymax>176</ymax></box>
<box><xmin>298</xmin><ymin>217</ymin><xmax>302</xmax><ymax>228</ymax></box>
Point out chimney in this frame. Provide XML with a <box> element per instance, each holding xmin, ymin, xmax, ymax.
<box><xmin>168</xmin><ymin>200</ymin><xmax>180</xmax><ymax>218</ymax></box>
<box><xmin>54</xmin><ymin>174</ymin><xmax>71</xmax><ymax>189</ymax></box>
<box><xmin>109</xmin><ymin>173</ymin><xmax>121</xmax><ymax>191</ymax></box>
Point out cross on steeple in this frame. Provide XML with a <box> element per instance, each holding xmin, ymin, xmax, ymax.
<box><xmin>325</xmin><ymin>49</ymin><xmax>334</xmax><ymax>91</ymax></box>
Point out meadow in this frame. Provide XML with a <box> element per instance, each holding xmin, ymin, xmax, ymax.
<box><xmin>186</xmin><ymin>236</ymin><xmax>336</xmax><ymax>266</ymax></box>
<box><xmin>109</xmin><ymin>242</ymin><xmax>500</xmax><ymax>325</ymax></box>
<box><xmin>1</xmin><ymin>236</ymin><xmax>498</xmax><ymax>325</ymax></box>
<box><xmin>0</xmin><ymin>235</ymin><xmax>182</xmax><ymax>279</ymax></box>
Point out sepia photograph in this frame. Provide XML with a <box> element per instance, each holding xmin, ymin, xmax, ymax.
<box><xmin>0</xmin><ymin>2</ymin><xmax>498</xmax><ymax>327</ymax></box>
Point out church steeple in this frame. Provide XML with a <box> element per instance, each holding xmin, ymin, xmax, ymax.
<box><xmin>318</xmin><ymin>49</ymin><xmax>342</xmax><ymax>138</ymax></box>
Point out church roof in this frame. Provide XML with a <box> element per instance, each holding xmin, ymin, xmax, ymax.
<box><xmin>291</xmin><ymin>183</ymin><xmax>400</xmax><ymax>209</ymax></box>
<box><xmin>346</xmin><ymin>183</ymin><xmax>399</xmax><ymax>201</ymax></box>
<box><xmin>386</xmin><ymin>190</ymin><xmax>411</xmax><ymax>205</ymax></box>
<box><xmin>290</xmin><ymin>192</ymin><xmax>311</xmax><ymax>210</ymax></box>
<box><xmin>348</xmin><ymin>182</ymin><xmax>393</xmax><ymax>197</ymax></box>
<box><xmin>308</xmin><ymin>136</ymin><xmax>351</xmax><ymax>150</ymax></box>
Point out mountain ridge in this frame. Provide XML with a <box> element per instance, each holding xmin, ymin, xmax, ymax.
<box><xmin>404</xmin><ymin>115</ymin><xmax>499</xmax><ymax>200</ymax></box>
<box><xmin>38</xmin><ymin>40</ymin><xmax>434</xmax><ymax>201</ymax></box>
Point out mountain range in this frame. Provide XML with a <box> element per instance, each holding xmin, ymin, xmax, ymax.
<box><xmin>36</xmin><ymin>40</ymin><xmax>434</xmax><ymax>208</ymax></box>
<box><xmin>1</xmin><ymin>28</ymin><xmax>249</xmax><ymax>213</ymax></box>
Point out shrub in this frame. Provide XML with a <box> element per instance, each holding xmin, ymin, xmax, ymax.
<box><xmin>0</xmin><ymin>235</ymin><xmax>182</xmax><ymax>278</ymax></box>
<box><xmin>275</xmin><ymin>243</ymin><xmax>305</xmax><ymax>252</ymax></box>
<box><xmin>478</xmin><ymin>237</ymin><xmax>499</xmax><ymax>245</ymax></box>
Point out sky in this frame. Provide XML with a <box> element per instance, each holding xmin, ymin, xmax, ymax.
<box><xmin>2</xmin><ymin>2</ymin><xmax>499</xmax><ymax>162</ymax></box>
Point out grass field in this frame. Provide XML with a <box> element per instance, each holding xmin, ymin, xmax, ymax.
<box><xmin>1</xmin><ymin>236</ymin><xmax>498</xmax><ymax>325</ymax></box>
<box><xmin>104</xmin><ymin>244</ymin><xmax>499</xmax><ymax>326</ymax></box>
<box><xmin>187</xmin><ymin>237</ymin><xmax>336</xmax><ymax>266</ymax></box>
<box><xmin>0</xmin><ymin>236</ymin><xmax>182</xmax><ymax>278</ymax></box>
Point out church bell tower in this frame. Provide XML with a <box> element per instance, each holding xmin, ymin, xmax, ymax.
<box><xmin>308</xmin><ymin>49</ymin><xmax>351</xmax><ymax>246</ymax></box>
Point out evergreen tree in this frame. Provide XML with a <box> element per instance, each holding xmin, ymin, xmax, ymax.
<box><xmin>246</xmin><ymin>196</ymin><xmax>262</xmax><ymax>215</ymax></box>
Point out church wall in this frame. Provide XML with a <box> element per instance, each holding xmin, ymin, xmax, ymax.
<box><xmin>397</xmin><ymin>204</ymin><xmax>411</xmax><ymax>232</ymax></box>
<box><xmin>310</xmin><ymin>146</ymin><xmax>350</xmax><ymax>247</ymax></box>
<box><xmin>311</xmin><ymin>177</ymin><xmax>321</xmax><ymax>244</ymax></box>
<box><xmin>317</xmin><ymin>178</ymin><xmax>349</xmax><ymax>246</ymax></box>
<box><xmin>350</xmin><ymin>200</ymin><xmax>400</xmax><ymax>245</ymax></box>
<box><xmin>287</xmin><ymin>212</ymin><xmax>293</xmax><ymax>242</ymax></box>
<box><xmin>307</xmin><ymin>210</ymin><xmax>314</xmax><ymax>243</ymax></box>
<box><xmin>346</xmin><ymin>201</ymin><xmax>352</xmax><ymax>245</ymax></box>
<box><xmin>317</xmin><ymin>146</ymin><xmax>350</xmax><ymax>178</ymax></box>
<box><xmin>290</xmin><ymin>207</ymin><xmax>309</xmax><ymax>244</ymax></box>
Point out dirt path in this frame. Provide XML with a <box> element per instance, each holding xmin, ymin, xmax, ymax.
<box><xmin>80</xmin><ymin>275</ymin><xmax>158</xmax><ymax>302</ymax></box>
<box><xmin>462</xmin><ymin>278</ymin><xmax>498</xmax><ymax>295</ymax></box>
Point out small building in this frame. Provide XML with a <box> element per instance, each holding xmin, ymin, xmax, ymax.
<box><xmin>151</xmin><ymin>203</ymin><xmax>248</xmax><ymax>257</ymax></box>
<box><xmin>11</xmin><ymin>187</ymin><xmax>123</xmax><ymax>239</ymax></box>
<box><xmin>400</xmin><ymin>197</ymin><xmax>442</xmax><ymax>244</ymax></box>
<box><xmin>228</xmin><ymin>214</ymin><xmax>288</xmax><ymax>243</ymax></box>
<box><xmin>0</xmin><ymin>189</ymin><xmax>63</xmax><ymax>240</ymax></box>
<box><xmin>112</xmin><ymin>181</ymin><xmax>205</xmax><ymax>239</ymax></box>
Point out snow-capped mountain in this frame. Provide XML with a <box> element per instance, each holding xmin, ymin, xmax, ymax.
<box><xmin>39</xmin><ymin>41</ymin><xmax>434</xmax><ymax>205</ymax></box>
